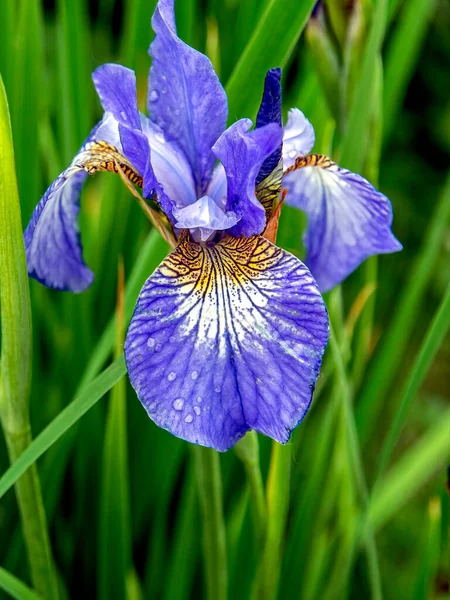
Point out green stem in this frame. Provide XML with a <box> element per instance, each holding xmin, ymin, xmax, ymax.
<box><xmin>3</xmin><ymin>428</ymin><xmax>59</xmax><ymax>599</ymax></box>
<box><xmin>234</xmin><ymin>431</ymin><xmax>266</xmax><ymax>547</ymax></box>
<box><xmin>194</xmin><ymin>447</ymin><xmax>228</xmax><ymax>600</ymax></box>
<box><xmin>0</xmin><ymin>75</ymin><xmax>58</xmax><ymax>599</ymax></box>
<box><xmin>255</xmin><ymin>441</ymin><xmax>291</xmax><ymax>600</ymax></box>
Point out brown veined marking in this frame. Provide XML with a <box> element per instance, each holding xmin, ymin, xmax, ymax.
<box><xmin>162</xmin><ymin>235</ymin><xmax>283</xmax><ymax>298</ymax></box>
<box><xmin>283</xmin><ymin>153</ymin><xmax>334</xmax><ymax>175</ymax></box>
<box><xmin>256</xmin><ymin>158</ymin><xmax>283</xmax><ymax>220</ymax></box>
<box><xmin>76</xmin><ymin>140</ymin><xmax>144</xmax><ymax>188</ymax></box>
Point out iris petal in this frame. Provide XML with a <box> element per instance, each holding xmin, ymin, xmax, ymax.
<box><xmin>282</xmin><ymin>109</ymin><xmax>315</xmax><ymax>169</ymax></box>
<box><xmin>92</xmin><ymin>64</ymin><xmax>141</xmax><ymax>130</ymax></box>
<box><xmin>283</xmin><ymin>156</ymin><xmax>403</xmax><ymax>292</ymax></box>
<box><xmin>124</xmin><ymin>235</ymin><xmax>329</xmax><ymax>451</ymax></box>
<box><xmin>172</xmin><ymin>196</ymin><xmax>238</xmax><ymax>242</ymax></box>
<box><xmin>148</xmin><ymin>0</ymin><xmax>227</xmax><ymax>194</ymax></box>
<box><xmin>255</xmin><ymin>68</ymin><xmax>283</xmax><ymax>186</ymax></box>
<box><xmin>24</xmin><ymin>114</ymin><xmax>141</xmax><ymax>292</ymax></box>
<box><xmin>212</xmin><ymin>119</ymin><xmax>283</xmax><ymax>237</ymax></box>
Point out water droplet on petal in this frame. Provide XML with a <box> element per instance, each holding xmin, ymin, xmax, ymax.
<box><xmin>120</xmin><ymin>111</ymin><xmax>127</xmax><ymax>121</ymax></box>
<box><xmin>214</xmin><ymin>386</ymin><xmax>221</xmax><ymax>393</ymax></box>
<box><xmin>185</xmin><ymin>414</ymin><xmax>193</xmax><ymax>423</ymax></box>
<box><xmin>161</xmin><ymin>87</ymin><xmax>167</xmax><ymax>94</ymax></box>
<box><xmin>288</xmin><ymin>149</ymin><xmax>297</xmax><ymax>159</ymax></box>
<box><xmin>194</xmin><ymin>406</ymin><xmax>201</xmax><ymax>416</ymax></box>
<box><xmin>196</xmin><ymin>396</ymin><xmax>202</xmax><ymax>403</ymax></box>
<box><xmin>173</xmin><ymin>398</ymin><xmax>184</xmax><ymax>411</ymax></box>
<box><xmin>147</xmin><ymin>337</ymin><xmax>156</xmax><ymax>349</ymax></box>
<box><xmin>191</xmin><ymin>371</ymin><xmax>198</xmax><ymax>380</ymax></box>
<box><xmin>149</xmin><ymin>90</ymin><xmax>159</xmax><ymax>102</ymax></box>
<box><xmin>167</xmin><ymin>372</ymin><xmax>177</xmax><ymax>381</ymax></box>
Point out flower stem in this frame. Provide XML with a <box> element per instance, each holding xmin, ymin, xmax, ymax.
<box><xmin>3</xmin><ymin>427</ymin><xmax>59</xmax><ymax>598</ymax></box>
<box><xmin>234</xmin><ymin>431</ymin><xmax>266</xmax><ymax>547</ymax></box>
<box><xmin>254</xmin><ymin>441</ymin><xmax>291</xmax><ymax>600</ymax></box>
<box><xmin>0</xmin><ymin>75</ymin><xmax>59</xmax><ymax>599</ymax></box>
<box><xmin>194</xmin><ymin>446</ymin><xmax>228</xmax><ymax>600</ymax></box>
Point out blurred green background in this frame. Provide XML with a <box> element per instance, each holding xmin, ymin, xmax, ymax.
<box><xmin>0</xmin><ymin>0</ymin><xmax>449</xmax><ymax>598</ymax></box>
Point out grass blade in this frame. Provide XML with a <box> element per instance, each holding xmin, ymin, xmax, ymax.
<box><xmin>339</xmin><ymin>0</ymin><xmax>388</xmax><ymax>171</ymax></box>
<box><xmin>0</xmin><ymin>567</ymin><xmax>43</xmax><ymax>600</ymax></box>
<box><xmin>383</xmin><ymin>0</ymin><xmax>438</xmax><ymax>140</ymax></box>
<box><xmin>368</xmin><ymin>413</ymin><xmax>450</xmax><ymax>531</ymax></box>
<box><xmin>225</xmin><ymin>0</ymin><xmax>316</xmax><ymax>121</ymax></box>
<box><xmin>0</xmin><ymin>356</ymin><xmax>127</xmax><ymax>501</ymax></box>
<box><xmin>356</xmin><ymin>173</ymin><xmax>450</xmax><ymax>444</ymax></box>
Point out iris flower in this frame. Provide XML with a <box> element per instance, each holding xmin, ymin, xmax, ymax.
<box><xmin>24</xmin><ymin>0</ymin><xmax>400</xmax><ymax>451</ymax></box>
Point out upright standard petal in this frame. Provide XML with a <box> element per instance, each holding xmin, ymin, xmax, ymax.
<box><xmin>148</xmin><ymin>0</ymin><xmax>227</xmax><ymax>194</ymax></box>
<box><xmin>283</xmin><ymin>155</ymin><xmax>403</xmax><ymax>292</ymax></box>
<box><xmin>125</xmin><ymin>235</ymin><xmax>329</xmax><ymax>451</ymax></box>
<box><xmin>172</xmin><ymin>196</ymin><xmax>239</xmax><ymax>242</ymax></box>
<box><xmin>255</xmin><ymin>68</ymin><xmax>283</xmax><ymax>186</ymax></box>
<box><xmin>212</xmin><ymin>119</ymin><xmax>283</xmax><ymax>237</ymax></box>
<box><xmin>24</xmin><ymin>116</ymin><xmax>142</xmax><ymax>292</ymax></box>
<box><xmin>282</xmin><ymin>108</ymin><xmax>315</xmax><ymax>169</ymax></box>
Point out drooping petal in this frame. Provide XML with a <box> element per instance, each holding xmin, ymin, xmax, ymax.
<box><xmin>124</xmin><ymin>235</ymin><xmax>329</xmax><ymax>451</ymax></box>
<box><xmin>92</xmin><ymin>63</ymin><xmax>176</xmax><ymax>220</ymax></box>
<box><xmin>172</xmin><ymin>196</ymin><xmax>239</xmax><ymax>242</ymax></box>
<box><xmin>212</xmin><ymin>119</ymin><xmax>283</xmax><ymax>237</ymax></box>
<box><xmin>282</xmin><ymin>108</ymin><xmax>315</xmax><ymax>169</ymax></box>
<box><xmin>92</xmin><ymin>64</ymin><xmax>141</xmax><ymax>130</ymax></box>
<box><xmin>24</xmin><ymin>115</ymin><xmax>141</xmax><ymax>292</ymax></box>
<box><xmin>255</xmin><ymin>68</ymin><xmax>282</xmax><ymax>185</ymax></box>
<box><xmin>148</xmin><ymin>0</ymin><xmax>227</xmax><ymax>194</ymax></box>
<box><xmin>283</xmin><ymin>155</ymin><xmax>403</xmax><ymax>292</ymax></box>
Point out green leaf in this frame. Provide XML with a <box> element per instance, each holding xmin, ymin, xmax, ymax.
<box><xmin>339</xmin><ymin>0</ymin><xmax>388</xmax><ymax>171</ymax></box>
<box><xmin>356</xmin><ymin>173</ymin><xmax>450</xmax><ymax>443</ymax></box>
<box><xmin>383</xmin><ymin>0</ymin><xmax>437</xmax><ymax>140</ymax></box>
<box><xmin>368</xmin><ymin>413</ymin><xmax>450</xmax><ymax>531</ymax></box>
<box><xmin>0</xmin><ymin>356</ymin><xmax>127</xmax><ymax>501</ymax></box>
<box><xmin>225</xmin><ymin>0</ymin><xmax>316</xmax><ymax>122</ymax></box>
<box><xmin>0</xmin><ymin>567</ymin><xmax>43</xmax><ymax>600</ymax></box>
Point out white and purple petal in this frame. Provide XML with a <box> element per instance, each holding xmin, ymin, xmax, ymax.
<box><xmin>148</xmin><ymin>0</ymin><xmax>227</xmax><ymax>194</ymax></box>
<box><xmin>172</xmin><ymin>196</ymin><xmax>238</xmax><ymax>242</ymax></box>
<box><xmin>255</xmin><ymin>68</ymin><xmax>283</xmax><ymax>185</ymax></box>
<box><xmin>283</xmin><ymin>158</ymin><xmax>403</xmax><ymax>292</ymax></box>
<box><xmin>124</xmin><ymin>235</ymin><xmax>329</xmax><ymax>451</ymax></box>
<box><xmin>24</xmin><ymin>114</ymin><xmax>121</xmax><ymax>292</ymax></box>
<box><xmin>282</xmin><ymin>108</ymin><xmax>315</xmax><ymax>169</ymax></box>
<box><xmin>212</xmin><ymin>119</ymin><xmax>283</xmax><ymax>237</ymax></box>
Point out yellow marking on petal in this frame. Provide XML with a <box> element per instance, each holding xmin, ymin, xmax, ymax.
<box><xmin>284</xmin><ymin>153</ymin><xmax>334</xmax><ymax>176</ymax></box>
<box><xmin>76</xmin><ymin>140</ymin><xmax>144</xmax><ymax>188</ymax></box>
<box><xmin>256</xmin><ymin>158</ymin><xmax>283</xmax><ymax>220</ymax></box>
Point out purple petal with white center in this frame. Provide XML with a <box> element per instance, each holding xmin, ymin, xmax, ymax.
<box><xmin>92</xmin><ymin>64</ymin><xmax>141</xmax><ymax>130</ymax></box>
<box><xmin>283</xmin><ymin>108</ymin><xmax>315</xmax><ymax>169</ymax></box>
<box><xmin>125</xmin><ymin>235</ymin><xmax>329</xmax><ymax>451</ymax></box>
<box><xmin>255</xmin><ymin>68</ymin><xmax>282</xmax><ymax>185</ymax></box>
<box><xmin>24</xmin><ymin>114</ymin><xmax>132</xmax><ymax>292</ymax></box>
<box><xmin>140</xmin><ymin>116</ymin><xmax>197</xmax><ymax>209</ymax></box>
<box><xmin>173</xmin><ymin>196</ymin><xmax>239</xmax><ymax>242</ymax></box>
<box><xmin>212</xmin><ymin>119</ymin><xmax>283</xmax><ymax>237</ymax></box>
<box><xmin>148</xmin><ymin>0</ymin><xmax>227</xmax><ymax>194</ymax></box>
<box><xmin>283</xmin><ymin>159</ymin><xmax>403</xmax><ymax>292</ymax></box>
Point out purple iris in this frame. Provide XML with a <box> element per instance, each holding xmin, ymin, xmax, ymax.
<box><xmin>24</xmin><ymin>0</ymin><xmax>400</xmax><ymax>451</ymax></box>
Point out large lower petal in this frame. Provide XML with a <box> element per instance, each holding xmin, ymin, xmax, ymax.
<box><xmin>148</xmin><ymin>0</ymin><xmax>227</xmax><ymax>194</ymax></box>
<box><xmin>24</xmin><ymin>115</ymin><xmax>141</xmax><ymax>292</ymax></box>
<box><xmin>212</xmin><ymin>119</ymin><xmax>283</xmax><ymax>237</ymax></box>
<box><xmin>125</xmin><ymin>235</ymin><xmax>329</xmax><ymax>451</ymax></box>
<box><xmin>283</xmin><ymin>155</ymin><xmax>403</xmax><ymax>292</ymax></box>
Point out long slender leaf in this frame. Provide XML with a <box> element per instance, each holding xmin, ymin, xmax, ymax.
<box><xmin>0</xmin><ymin>356</ymin><xmax>126</xmax><ymax>500</ymax></box>
<box><xmin>225</xmin><ymin>0</ymin><xmax>316</xmax><ymax>121</ymax></box>
<box><xmin>0</xmin><ymin>567</ymin><xmax>43</xmax><ymax>600</ymax></box>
